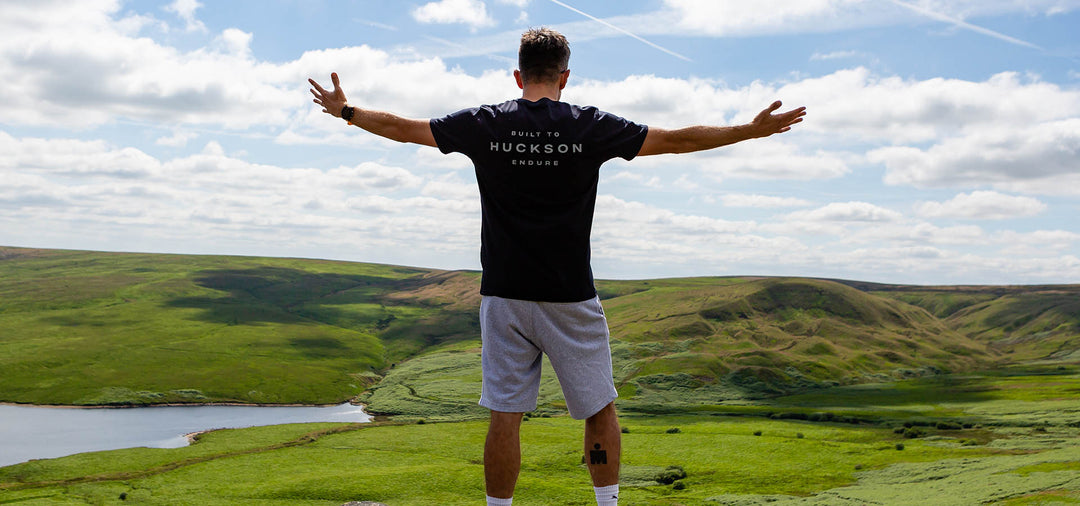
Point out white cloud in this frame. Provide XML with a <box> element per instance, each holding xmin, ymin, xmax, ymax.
<box><xmin>0</xmin><ymin>130</ymin><xmax>480</xmax><ymax>265</ymax></box>
<box><xmin>788</xmin><ymin>202</ymin><xmax>904</xmax><ymax>222</ymax></box>
<box><xmin>216</xmin><ymin>28</ymin><xmax>253</xmax><ymax>57</ymax></box>
<box><xmin>609</xmin><ymin>171</ymin><xmax>662</xmax><ymax>188</ymax></box>
<box><xmin>164</xmin><ymin>0</ymin><xmax>207</xmax><ymax>33</ymax></box>
<box><xmin>721</xmin><ymin>194</ymin><xmax>812</xmax><ymax>208</ymax></box>
<box><xmin>0</xmin><ymin>131</ymin><xmax>161</xmax><ymax>178</ymax></box>
<box><xmin>995</xmin><ymin>229</ymin><xmax>1080</xmax><ymax>256</ymax></box>
<box><xmin>591</xmin><ymin>195</ymin><xmax>805</xmax><ymax>268</ymax></box>
<box><xmin>916</xmin><ymin>191</ymin><xmax>1047</xmax><ymax>220</ymax></box>
<box><xmin>810</xmin><ymin>50</ymin><xmax>860</xmax><ymax>61</ymax></box>
<box><xmin>155</xmin><ymin>130</ymin><xmax>198</xmax><ymax>147</ymax></box>
<box><xmin>412</xmin><ymin>0</ymin><xmax>497</xmax><ymax>31</ymax></box>
<box><xmin>693</xmin><ymin>141</ymin><xmax>851</xmax><ymax>181</ymax></box>
<box><xmin>786</xmin><ymin>69</ymin><xmax>1080</xmax><ymax>144</ymax></box>
<box><xmin>873</xmin><ymin>118</ymin><xmax>1080</xmax><ymax>193</ymax></box>
<box><xmin>0</xmin><ymin>2</ymin><xmax>291</xmax><ymax>129</ymax></box>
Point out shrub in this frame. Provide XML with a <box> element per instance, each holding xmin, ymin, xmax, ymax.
<box><xmin>796</xmin><ymin>433</ymin><xmax>804</xmax><ymax>439</ymax></box>
<box><xmin>672</xmin><ymin>481</ymin><xmax>686</xmax><ymax>490</ymax></box>
<box><xmin>903</xmin><ymin>427</ymin><xmax>925</xmax><ymax>439</ymax></box>
<box><xmin>621</xmin><ymin>427</ymin><xmax>630</xmax><ymax>434</ymax></box>
<box><xmin>936</xmin><ymin>421</ymin><xmax>962</xmax><ymax>430</ymax></box>
<box><xmin>416</xmin><ymin>419</ymin><xmax>426</xmax><ymax>425</ymax></box>
<box><xmin>753</xmin><ymin>430</ymin><xmax>763</xmax><ymax>436</ymax></box>
<box><xmin>657</xmin><ymin>465</ymin><xmax>688</xmax><ymax>484</ymax></box>
<box><xmin>896</xmin><ymin>443</ymin><xmax>905</xmax><ymax>450</ymax></box>
<box><xmin>666</xmin><ymin>427</ymin><xmax>681</xmax><ymax>434</ymax></box>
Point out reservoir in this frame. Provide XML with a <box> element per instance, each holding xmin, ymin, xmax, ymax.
<box><xmin>0</xmin><ymin>402</ymin><xmax>372</xmax><ymax>468</ymax></box>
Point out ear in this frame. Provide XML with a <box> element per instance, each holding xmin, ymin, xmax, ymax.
<box><xmin>558</xmin><ymin>70</ymin><xmax>569</xmax><ymax>90</ymax></box>
<box><xmin>514</xmin><ymin>70</ymin><xmax>524</xmax><ymax>90</ymax></box>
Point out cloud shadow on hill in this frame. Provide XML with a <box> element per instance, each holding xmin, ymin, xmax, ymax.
<box><xmin>164</xmin><ymin>266</ymin><xmax>418</xmax><ymax>326</ymax></box>
<box><xmin>164</xmin><ymin>267</ymin><xmax>482</xmax><ymax>361</ymax></box>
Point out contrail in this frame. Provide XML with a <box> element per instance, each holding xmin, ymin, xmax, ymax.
<box><xmin>547</xmin><ymin>0</ymin><xmax>693</xmax><ymax>62</ymax></box>
<box><xmin>886</xmin><ymin>0</ymin><xmax>1042</xmax><ymax>50</ymax></box>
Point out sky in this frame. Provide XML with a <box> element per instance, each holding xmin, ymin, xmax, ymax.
<box><xmin>1</xmin><ymin>0</ymin><xmax>1079</xmax><ymax>285</ymax></box>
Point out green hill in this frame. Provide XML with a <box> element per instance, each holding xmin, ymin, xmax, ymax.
<box><xmin>849</xmin><ymin>283</ymin><xmax>1080</xmax><ymax>363</ymax></box>
<box><xmin>2</xmin><ymin>246</ymin><xmax>1075</xmax><ymax>420</ymax></box>
<box><xmin>0</xmin><ymin>246</ymin><xmax>474</xmax><ymax>406</ymax></box>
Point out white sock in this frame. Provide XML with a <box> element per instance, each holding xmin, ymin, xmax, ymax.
<box><xmin>486</xmin><ymin>496</ymin><xmax>512</xmax><ymax>506</ymax></box>
<box><xmin>594</xmin><ymin>484</ymin><xmax>619</xmax><ymax>506</ymax></box>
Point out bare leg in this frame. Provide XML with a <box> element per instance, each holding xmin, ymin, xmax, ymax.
<box><xmin>584</xmin><ymin>402</ymin><xmax>621</xmax><ymax>486</ymax></box>
<box><xmin>485</xmin><ymin>410</ymin><xmax>524</xmax><ymax>498</ymax></box>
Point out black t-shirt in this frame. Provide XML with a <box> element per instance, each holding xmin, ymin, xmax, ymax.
<box><xmin>430</xmin><ymin>98</ymin><xmax>648</xmax><ymax>302</ymax></box>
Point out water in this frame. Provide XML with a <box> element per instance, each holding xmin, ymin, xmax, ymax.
<box><xmin>0</xmin><ymin>403</ymin><xmax>372</xmax><ymax>468</ymax></box>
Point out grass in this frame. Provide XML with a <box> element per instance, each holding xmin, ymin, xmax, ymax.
<box><xmin>3</xmin><ymin>371</ymin><xmax>1078</xmax><ymax>505</ymax></box>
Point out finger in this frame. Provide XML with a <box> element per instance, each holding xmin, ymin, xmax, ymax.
<box><xmin>309</xmin><ymin>78</ymin><xmax>328</xmax><ymax>94</ymax></box>
<box><xmin>781</xmin><ymin>108</ymin><xmax>806</xmax><ymax>120</ymax></box>
<box><xmin>768</xmin><ymin>100</ymin><xmax>782</xmax><ymax>112</ymax></box>
<box><xmin>331</xmin><ymin>72</ymin><xmax>341</xmax><ymax>90</ymax></box>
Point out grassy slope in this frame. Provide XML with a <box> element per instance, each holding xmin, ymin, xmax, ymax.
<box><xmin>358</xmin><ymin>275</ymin><xmax>1002</xmax><ymax>418</ymax></box>
<box><xmin>862</xmin><ymin>283</ymin><xmax>1080</xmax><ymax>363</ymax></box>
<box><xmin>0</xmin><ymin>247</ymin><xmax>477</xmax><ymax>405</ymax></box>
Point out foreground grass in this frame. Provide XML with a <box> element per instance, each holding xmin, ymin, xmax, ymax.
<box><xmin>4</xmin><ymin>371</ymin><xmax>1079</xmax><ymax>505</ymax></box>
<box><xmin>0</xmin><ymin>415</ymin><xmax>1009</xmax><ymax>505</ymax></box>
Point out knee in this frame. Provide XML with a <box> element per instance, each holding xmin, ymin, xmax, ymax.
<box><xmin>586</xmin><ymin>402</ymin><xmax>617</xmax><ymax>426</ymax></box>
<box><xmin>489</xmin><ymin>410</ymin><xmax>524</xmax><ymax>429</ymax></box>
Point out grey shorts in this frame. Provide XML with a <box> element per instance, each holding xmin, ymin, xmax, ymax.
<box><xmin>479</xmin><ymin>295</ymin><xmax>617</xmax><ymax>420</ymax></box>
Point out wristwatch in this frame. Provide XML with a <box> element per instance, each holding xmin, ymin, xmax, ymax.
<box><xmin>341</xmin><ymin>106</ymin><xmax>355</xmax><ymax>122</ymax></box>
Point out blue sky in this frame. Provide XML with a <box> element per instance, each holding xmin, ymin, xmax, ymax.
<box><xmin>2</xmin><ymin>0</ymin><xmax>1079</xmax><ymax>284</ymax></box>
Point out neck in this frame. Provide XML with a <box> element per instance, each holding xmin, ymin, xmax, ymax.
<box><xmin>520</xmin><ymin>83</ymin><xmax>562</xmax><ymax>102</ymax></box>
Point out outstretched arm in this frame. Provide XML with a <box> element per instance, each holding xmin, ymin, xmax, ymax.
<box><xmin>309</xmin><ymin>73</ymin><xmax>437</xmax><ymax>147</ymax></box>
<box><xmin>638</xmin><ymin>101</ymin><xmax>806</xmax><ymax>156</ymax></box>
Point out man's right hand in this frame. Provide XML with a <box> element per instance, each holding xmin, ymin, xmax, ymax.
<box><xmin>749</xmin><ymin>100</ymin><xmax>807</xmax><ymax>138</ymax></box>
<box><xmin>309</xmin><ymin>72</ymin><xmax>348</xmax><ymax>117</ymax></box>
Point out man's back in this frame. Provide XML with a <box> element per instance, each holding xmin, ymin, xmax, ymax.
<box><xmin>430</xmin><ymin>97</ymin><xmax>647</xmax><ymax>302</ymax></box>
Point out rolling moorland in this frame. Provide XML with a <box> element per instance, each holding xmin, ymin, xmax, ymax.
<box><xmin>1</xmin><ymin>246</ymin><xmax>1078</xmax><ymax>505</ymax></box>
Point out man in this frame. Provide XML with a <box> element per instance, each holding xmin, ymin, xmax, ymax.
<box><xmin>310</xmin><ymin>27</ymin><xmax>805</xmax><ymax>506</ymax></box>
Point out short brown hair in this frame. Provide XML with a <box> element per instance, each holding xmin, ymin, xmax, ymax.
<box><xmin>518</xmin><ymin>27</ymin><xmax>570</xmax><ymax>85</ymax></box>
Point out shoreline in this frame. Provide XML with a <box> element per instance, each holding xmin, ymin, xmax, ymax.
<box><xmin>0</xmin><ymin>400</ymin><xmax>366</xmax><ymax>410</ymax></box>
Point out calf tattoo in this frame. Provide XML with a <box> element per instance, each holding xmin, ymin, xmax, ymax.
<box><xmin>589</xmin><ymin>443</ymin><xmax>608</xmax><ymax>465</ymax></box>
